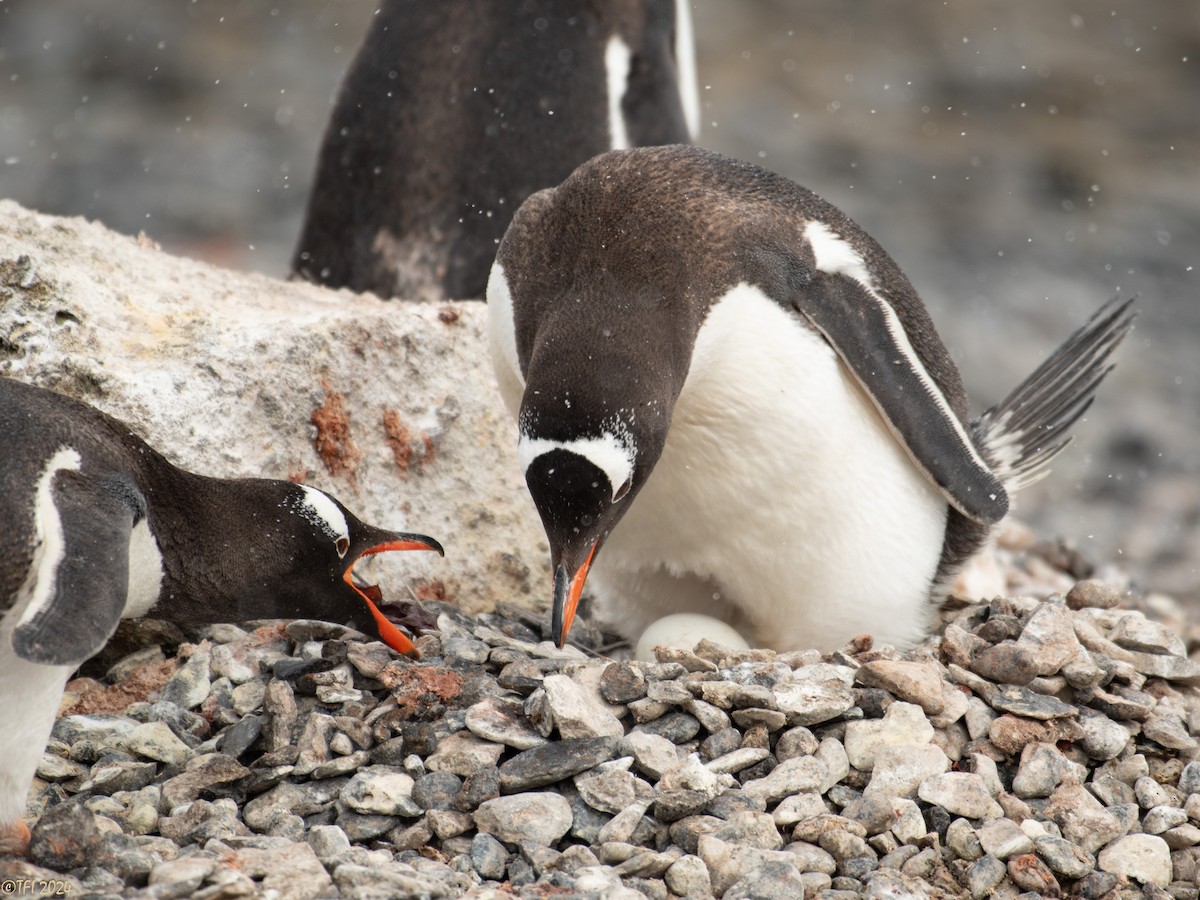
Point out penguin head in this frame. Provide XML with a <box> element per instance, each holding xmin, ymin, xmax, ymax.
<box><xmin>517</xmin><ymin>420</ymin><xmax>644</xmax><ymax>649</ymax></box>
<box><xmin>270</xmin><ymin>484</ymin><xmax>444</xmax><ymax>656</ymax></box>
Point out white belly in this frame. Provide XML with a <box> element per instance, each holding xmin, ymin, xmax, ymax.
<box><xmin>593</xmin><ymin>283</ymin><xmax>949</xmax><ymax>652</ymax></box>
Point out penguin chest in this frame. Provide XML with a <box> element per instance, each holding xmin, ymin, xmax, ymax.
<box><xmin>597</xmin><ymin>282</ymin><xmax>950</xmax><ymax>652</ymax></box>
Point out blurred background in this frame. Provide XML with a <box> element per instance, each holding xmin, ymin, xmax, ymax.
<box><xmin>2</xmin><ymin>1</ymin><xmax>1197</xmax><ymax>602</ymax></box>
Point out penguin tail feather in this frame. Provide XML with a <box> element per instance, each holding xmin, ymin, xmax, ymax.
<box><xmin>972</xmin><ymin>296</ymin><xmax>1135</xmax><ymax>493</ymax></box>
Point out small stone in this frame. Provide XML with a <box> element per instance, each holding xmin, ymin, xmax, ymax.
<box><xmin>1034</xmin><ymin>834</ymin><xmax>1095</xmax><ymax>879</ymax></box>
<box><xmin>988</xmin><ymin>713</ymin><xmax>1084</xmax><ymax>755</ymax></box>
<box><xmin>843</xmin><ymin>702</ymin><xmax>934</xmax><ymax>771</ymax></box>
<box><xmin>341</xmin><ymin>767</ymin><xmax>422</xmax><ymax>817</ymax></box>
<box><xmin>1078</xmin><ymin>714</ymin><xmax>1129</xmax><ymax>761</ymax></box>
<box><xmin>161</xmin><ymin>753</ymin><xmax>250</xmax><ymax>808</ymax></box>
<box><xmin>425</xmin><ymin>730</ymin><xmax>504</xmax><ymax>775</ymax></box>
<box><xmin>470</xmin><ymin>832</ymin><xmax>509</xmax><ymax>880</ymax></box>
<box><xmin>149</xmin><ymin>856</ymin><xmax>218</xmax><ymax>892</ymax></box>
<box><xmin>946</xmin><ymin>818</ymin><xmax>983</xmax><ymax>860</ymax></box>
<box><xmin>976</xmin><ymin>818</ymin><xmax>1034</xmax><ymax>860</ymax></box>
<box><xmin>1135</xmin><ymin>775</ymin><xmax>1172</xmax><ymax>809</ymax></box>
<box><xmin>1162</xmin><ymin>823</ymin><xmax>1200</xmax><ymax>849</ymax></box>
<box><xmin>1017</xmin><ymin>601</ymin><xmax>1081</xmax><ymax>675</ymax></box>
<box><xmin>775</xmin><ymin>726</ymin><xmax>819</xmax><ymax>761</ymax></box>
<box><xmin>498</xmin><ymin>735</ymin><xmax>619</xmax><ymax>792</ymax></box>
<box><xmin>262</xmin><ymin>679</ymin><xmax>297</xmax><ymax>752</ymax></box>
<box><xmin>772</xmin><ymin>792</ymin><xmax>827</xmax><ymax>828</ymax></box>
<box><xmin>575</xmin><ymin>760</ymin><xmax>650</xmax><ymax>814</ymax></box>
<box><xmin>706</xmin><ymin>746</ymin><xmax>769</xmax><ymax>776</ymax></box>
<box><xmin>722</xmin><ymin>857</ymin><xmax>807</xmax><ymax>899</ymax></box>
<box><xmin>1177</xmin><ymin>760</ymin><xmax>1200</xmax><ymax>795</ymax></box>
<box><xmin>864</xmin><ymin>744</ymin><xmax>949</xmax><ymax>799</ymax></box>
<box><xmin>1097</xmin><ymin>834</ymin><xmax>1172</xmax><ymax>887</ymax></box>
<box><xmin>772</xmin><ymin>664</ymin><xmax>856</xmax><ymax>725</ymax></box>
<box><xmin>29</xmin><ymin>801</ymin><xmax>104</xmax><ymax>870</ymax></box>
<box><xmin>1143</xmin><ymin>712</ymin><xmax>1198</xmax><ymax>751</ymax></box>
<box><xmin>465</xmin><ymin>696</ymin><xmax>547</xmax><ymax>750</ymax></box>
<box><xmin>1007</xmin><ymin>853</ymin><xmax>1061</xmax><ymax>896</ymax></box>
<box><xmin>697</xmin><ymin>834</ymin><xmax>803</xmax><ymax>898</ymax></box>
<box><xmin>1012</xmin><ymin>742</ymin><xmax>1088</xmax><ymax>798</ymax></box>
<box><xmin>625</xmin><ymin>731</ymin><xmax>682</xmax><ymax>779</ymax></box>
<box><xmin>161</xmin><ymin>642</ymin><xmax>212</xmax><ymax>709</ymax></box>
<box><xmin>636</xmin><ymin>710</ymin><xmax>702</xmax><ymax>743</ymax></box>
<box><xmin>741</xmin><ymin>756</ymin><xmax>824</xmax><ymax>803</ymax></box>
<box><xmin>411</xmin><ymin>771</ymin><xmax>463</xmax><ymax>811</ymax></box>
<box><xmin>118</xmin><ymin>720</ymin><xmax>194</xmax><ymax>766</ymax></box>
<box><xmin>665</xmin><ymin>853</ymin><xmax>711</xmax><ymax>897</ymax></box>
<box><xmin>990</xmin><ymin>684</ymin><xmax>1078</xmax><ymax>720</ymax></box>
<box><xmin>1042</xmin><ymin>783</ymin><xmax>1123</xmax><ymax>854</ymax></box>
<box><xmin>539</xmin><ymin>673</ymin><xmax>624</xmax><ymax>739</ymax></box>
<box><xmin>306</xmin><ymin>824</ymin><xmax>352</xmax><ymax>864</ymax></box>
<box><xmin>1066</xmin><ymin>579</ymin><xmax>1122</xmax><ymax>609</ymax></box>
<box><xmin>1109</xmin><ymin>614</ymin><xmax>1187</xmax><ymax>656</ymax></box>
<box><xmin>1143</xmin><ymin>805</ymin><xmax>1188</xmax><ymax>834</ymax></box>
<box><xmin>855</xmin><ymin>660</ymin><xmax>947</xmax><ymax>715</ymax></box>
<box><xmin>474</xmin><ymin>792</ymin><xmax>573</xmax><ymax>847</ymax></box>
<box><xmin>332</xmin><ymin>863</ymin><xmax>446</xmax><ymax>899</ymax></box>
<box><xmin>918</xmin><ymin>772</ymin><xmax>1001</xmax><ymax>819</ymax></box>
<box><xmin>970</xmin><ymin>640</ymin><xmax>1039</xmax><ymax>685</ymax></box>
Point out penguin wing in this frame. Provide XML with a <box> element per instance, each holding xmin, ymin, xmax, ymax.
<box><xmin>11</xmin><ymin>471</ymin><xmax>135</xmax><ymax>666</ymax></box>
<box><xmin>791</xmin><ymin>272</ymin><xmax>1009</xmax><ymax>524</ymax></box>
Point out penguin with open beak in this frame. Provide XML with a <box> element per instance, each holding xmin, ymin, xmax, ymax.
<box><xmin>0</xmin><ymin>376</ymin><xmax>443</xmax><ymax>855</ymax></box>
<box><xmin>487</xmin><ymin>144</ymin><xmax>1133</xmax><ymax>655</ymax></box>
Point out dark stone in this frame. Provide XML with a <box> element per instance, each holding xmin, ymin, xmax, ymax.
<box><xmin>699</xmin><ymin>727</ymin><xmax>742</xmax><ymax>762</ymax></box>
<box><xmin>853</xmin><ymin>688</ymin><xmax>892</xmax><ymax>719</ymax></box>
<box><xmin>370</xmin><ymin>736</ymin><xmax>408</xmax><ymax>765</ymax></box>
<box><xmin>923</xmin><ymin>804</ymin><xmax>952</xmax><ymax>840</ymax></box>
<box><xmin>1074</xmin><ymin>870</ymin><xmax>1119</xmax><ymax>898</ymax></box>
<box><xmin>220</xmin><ymin>714</ymin><xmax>263</xmax><ymax>759</ymax></box>
<box><xmin>706</xmin><ymin>790</ymin><xmax>767</xmax><ymax>819</ymax></box>
<box><xmin>470</xmin><ymin>832</ymin><xmax>508</xmax><ymax>880</ymax></box>
<box><xmin>668</xmin><ymin>815</ymin><xmax>725</xmax><ymax>855</ymax></box>
<box><xmin>840</xmin><ymin>855</ymin><xmax>879</xmax><ymax>879</ymax></box>
<box><xmin>600</xmin><ymin>662</ymin><xmax>647</xmax><ymax>703</ymax></box>
<box><xmin>498</xmin><ymin>737</ymin><xmax>619</xmax><ymax>792</ymax></box>
<box><xmin>497</xmin><ymin>659</ymin><xmax>544</xmax><ymax>695</ymax></box>
<box><xmin>736</xmin><ymin>757</ymin><xmax>777</xmax><ymax>784</ymax></box>
<box><xmin>632</xmin><ymin>712</ymin><xmax>701</xmax><ymax>744</ymax></box>
<box><xmin>990</xmin><ymin>686</ymin><xmax>1078</xmax><ymax>720</ymax></box>
<box><xmin>146</xmin><ymin>701</ymin><xmax>209</xmax><ymax>742</ymax></box>
<box><xmin>29</xmin><ymin>801</ymin><xmax>105</xmax><ymax>870</ymax></box>
<box><xmin>273</xmin><ymin>657</ymin><xmax>337</xmax><ymax>680</ymax></box>
<box><xmin>506</xmin><ymin>857</ymin><xmax>536</xmax><ymax>887</ymax></box>
<box><xmin>412</xmin><ymin>771</ymin><xmax>463</xmax><ymax>810</ymax></box>
<box><xmin>456</xmin><ymin>767</ymin><xmax>501</xmax><ymax>811</ymax></box>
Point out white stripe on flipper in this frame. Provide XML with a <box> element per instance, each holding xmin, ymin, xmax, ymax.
<box><xmin>121</xmin><ymin>519</ymin><xmax>164</xmax><ymax>619</ymax></box>
<box><xmin>519</xmin><ymin>432</ymin><xmax>635</xmax><ymax>501</ymax></box>
<box><xmin>674</xmin><ymin>0</ymin><xmax>701</xmax><ymax>139</ymax></box>
<box><xmin>16</xmin><ymin>447</ymin><xmax>81</xmax><ymax>629</ymax></box>
<box><xmin>295</xmin><ymin>484</ymin><xmax>349</xmax><ymax>542</ymax></box>
<box><xmin>804</xmin><ymin>219</ymin><xmax>1000</xmax><ymax>505</ymax></box>
<box><xmin>605</xmin><ymin>35</ymin><xmax>633</xmax><ymax>150</ymax></box>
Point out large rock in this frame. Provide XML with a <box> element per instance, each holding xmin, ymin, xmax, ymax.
<box><xmin>0</xmin><ymin>200</ymin><xmax>545</xmax><ymax>615</ymax></box>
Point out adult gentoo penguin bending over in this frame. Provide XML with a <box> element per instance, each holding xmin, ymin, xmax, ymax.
<box><xmin>293</xmin><ymin>0</ymin><xmax>699</xmax><ymax>301</ymax></box>
<box><xmin>0</xmin><ymin>378</ymin><xmax>443</xmax><ymax>854</ymax></box>
<box><xmin>488</xmin><ymin>144</ymin><xmax>1133</xmax><ymax>655</ymax></box>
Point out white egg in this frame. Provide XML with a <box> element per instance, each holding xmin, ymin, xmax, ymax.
<box><xmin>634</xmin><ymin>613</ymin><xmax>750</xmax><ymax>661</ymax></box>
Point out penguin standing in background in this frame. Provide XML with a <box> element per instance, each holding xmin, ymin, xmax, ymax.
<box><xmin>488</xmin><ymin>144</ymin><xmax>1134</xmax><ymax>656</ymax></box>
<box><xmin>292</xmin><ymin>0</ymin><xmax>700</xmax><ymax>301</ymax></box>
<box><xmin>0</xmin><ymin>377</ymin><xmax>443</xmax><ymax>855</ymax></box>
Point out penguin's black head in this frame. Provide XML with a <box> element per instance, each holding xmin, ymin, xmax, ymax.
<box><xmin>271</xmin><ymin>484</ymin><xmax>444</xmax><ymax>657</ymax></box>
<box><xmin>519</xmin><ymin>431</ymin><xmax>637</xmax><ymax>648</ymax></box>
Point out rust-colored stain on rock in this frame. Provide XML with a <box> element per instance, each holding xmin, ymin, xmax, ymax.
<box><xmin>60</xmin><ymin>657</ymin><xmax>179</xmax><ymax>715</ymax></box>
<box><xmin>311</xmin><ymin>380</ymin><xmax>362</xmax><ymax>482</ymax></box>
<box><xmin>380</xmin><ymin>666</ymin><xmax>464</xmax><ymax>719</ymax></box>
<box><xmin>382</xmin><ymin>407</ymin><xmax>435</xmax><ymax>475</ymax></box>
<box><xmin>412</xmin><ymin>579</ymin><xmax>453</xmax><ymax>604</ymax></box>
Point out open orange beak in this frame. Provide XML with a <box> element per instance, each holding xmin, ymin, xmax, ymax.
<box><xmin>343</xmin><ymin>533</ymin><xmax>444</xmax><ymax>658</ymax></box>
<box><xmin>552</xmin><ymin>541</ymin><xmax>597</xmax><ymax>648</ymax></box>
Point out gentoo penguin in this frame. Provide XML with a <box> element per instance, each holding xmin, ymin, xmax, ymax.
<box><xmin>292</xmin><ymin>0</ymin><xmax>700</xmax><ymax>301</ymax></box>
<box><xmin>0</xmin><ymin>377</ymin><xmax>442</xmax><ymax>855</ymax></box>
<box><xmin>487</xmin><ymin>144</ymin><xmax>1134</xmax><ymax>655</ymax></box>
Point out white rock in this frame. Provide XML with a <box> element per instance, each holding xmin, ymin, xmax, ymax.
<box><xmin>844</xmin><ymin>702</ymin><xmax>934</xmax><ymax>771</ymax></box>
<box><xmin>340</xmin><ymin>768</ymin><xmax>421</xmax><ymax>817</ymax></box>
<box><xmin>1097</xmin><ymin>834</ymin><xmax>1172</xmax><ymax>887</ymax></box>
<box><xmin>541</xmin><ymin>673</ymin><xmax>624</xmax><ymax>739</ymax></box>
<box><xmin>864</xmin><ymin>744</ymin><xmax>949</xmax><ymax>798</ymax></box>
<box><xmin>918</xmin><ymin>772</ymin><xmax>1003</xmax><ymax>820</ymax></box>
<box><xmin>0</xmin><ymin>199</ymin><xmax>545</xmax><ymax>616</ymax></box>
<box><xmin>474</xmin><ymin>792</ymin><xmax>573</xmax><ymax>847</ymax></box>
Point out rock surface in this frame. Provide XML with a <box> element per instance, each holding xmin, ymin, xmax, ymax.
<box><xmin>0</xmin><ymin>200</ymin><xmax>545</xmax><ymax>617</ymax></box>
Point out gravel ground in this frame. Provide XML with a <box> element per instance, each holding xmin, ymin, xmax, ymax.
<box><xmin>3</xmin><ymin>535</ymin><xmax>1200</xmax><ymax>898</ymax></box>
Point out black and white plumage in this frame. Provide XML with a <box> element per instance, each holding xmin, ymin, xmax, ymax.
<box><xmin>0</xmin><ymin>378</ymin><xmax>442</xmax><ymax>854</ymax></box>
<box><xmin>292</xmin><ymin>0</ymin><xmax>699</xmax><ymax>301</ymax></box>
<box><xmin>487</xmin><ymin>144</ymin><xmax>1133</xmax><ymax>656</ymax></box>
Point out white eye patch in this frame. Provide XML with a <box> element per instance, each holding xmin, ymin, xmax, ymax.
<box><xmin>290</xmin><ymin>484</ymin><xmax>351</xmax><ymax>544</ymax></box>
<box><xmin>518</xmin><ymin>432</ymin><xmax>635</xmax><ymax>502</ymax></box>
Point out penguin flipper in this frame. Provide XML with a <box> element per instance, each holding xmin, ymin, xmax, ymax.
<box><xmin>793</xmin><ymin>273</ymin><xmax>1009</xmax><ymax>525</ymax></box>
<box><xmin>11</xmin><ymin>472</ymin><xmax>135</xmax><ymax>666</ymax></box>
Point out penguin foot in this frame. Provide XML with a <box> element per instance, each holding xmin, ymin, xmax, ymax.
<box><xmin>0</xmin><ymin>819</ymin><xmax>31</xmax><ymax>857</ymax></box>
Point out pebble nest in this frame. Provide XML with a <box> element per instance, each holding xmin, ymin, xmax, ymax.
<box><xmin>3</xmin><ymin>533</ymin><xmax>1200</xmax><ymax>900</ymax></box>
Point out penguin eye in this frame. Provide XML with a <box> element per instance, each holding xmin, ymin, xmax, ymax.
<box><xmin>335</xmin><ymin>537</ymin><xmax>350</xmax><ymax>558</ymax></box>
<box><xmin>613</xmin><ymin>477</ymin><xmax>632</xmax><ymax>502</ymax></box>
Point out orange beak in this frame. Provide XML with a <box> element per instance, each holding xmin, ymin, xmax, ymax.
<box><xmin>343</xmin><ymin>535</ymin><xmax>444</xmax><ymax>658</ymax></box>
<box><xmin>552</xmin><ymin>541</ymin><xmax>597</xmax><ymax>648</ymax></box>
